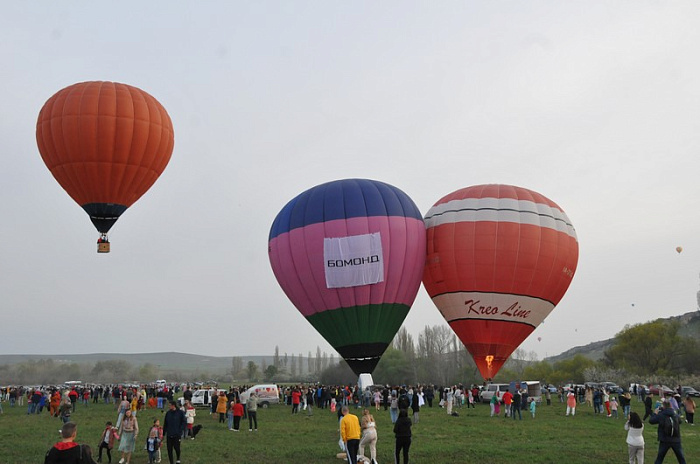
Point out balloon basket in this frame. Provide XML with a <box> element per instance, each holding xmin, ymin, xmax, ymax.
<box><xmin>97</xmin><ymin>242</ymin><xmax>110</xmax><ymax>253</ymax></box>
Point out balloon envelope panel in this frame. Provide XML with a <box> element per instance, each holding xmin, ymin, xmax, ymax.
<box><xmin>36</xmin><ymin>81</ymin><xmax>174</xmax><ymax>233</ymax></box>
<box><xmin>423</xmin><ymin>184</ymin><xmax>578</xmax><ymax>379</ymax></box>
<box><xmin>269</xmin><ymin>179</ymin><xmax>425</xmax><ymax>375</ymax></box>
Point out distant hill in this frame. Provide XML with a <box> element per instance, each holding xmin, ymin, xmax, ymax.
<box><xmin>0</xmin><ymin>352</ymin><xmax>273</xmax><ymax>372</ymax></box>
<box><xmin>2</xmin><ymin>311</ymin><xmax>698</xmax><ymax>379</ymax></box>
<box><xmin>545</xmin><ymin>310</ymin><xmax>700</xmax><ymax>364</ymax></box>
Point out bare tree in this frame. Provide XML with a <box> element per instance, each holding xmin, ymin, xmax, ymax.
<box><xmin>417</xmin><ymin>325</ymin><xmax>454</xmax><ymax>384</ymax></box>
<box><xmin>315</xmin><ymin>347</ymin><xmax>322</xmax><ymax>373</ymax></box>
<box><xmin>290</xmin><ymin>354</ymin><xmax>297</xmax><ymax>377</ymax></box>
<box><xmin>274</xmin><ymin>346</ymin><xmax>280</xmax><ymax>368</ymax></box>
<box><xmin>393</xmin><ymin>326</ymin><xmax>416</xmax><ymax>360</ymax></box>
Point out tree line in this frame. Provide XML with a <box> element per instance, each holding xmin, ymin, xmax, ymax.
<box><xmin>2</xmin><ymin>315</ymin><xmax>698</xmax><ymax>388</ymax></box>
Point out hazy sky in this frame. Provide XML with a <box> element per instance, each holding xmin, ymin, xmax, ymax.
<box><xmin>2</xmin><ymin>2</ymin><xmax>699</xmax><ymax>363</ymax></box>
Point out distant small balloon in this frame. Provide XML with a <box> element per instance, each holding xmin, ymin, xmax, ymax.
<box><xmin>537</xmin><ymin>337</ymin><xmax>542</xmax><ymax>342</ymax></box>
<box><xmin>676</xmin><ymin>246</ymin><xmax>683</xmax><ymax>254</ymax></box>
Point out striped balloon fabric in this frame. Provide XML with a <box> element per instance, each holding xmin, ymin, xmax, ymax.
<box><xmin>423</xmin><ymin>184</ymin><xmax>579</xmax><ymax>380</ymax></box>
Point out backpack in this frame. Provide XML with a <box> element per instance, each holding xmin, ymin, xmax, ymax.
<box><xmin>663</xmin><ymin>413</ymin><xmax>680</xmax><ymax>438</ymax></box>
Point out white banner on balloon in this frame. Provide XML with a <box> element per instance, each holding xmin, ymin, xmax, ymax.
<box><xmin>324</xmin><ymin>233</ymin><xmax>384</xmax><ymax>289</ymax></box>
<box><xmin>433</xmin><ymin>292</ymin><xmax>554</xmax><ymax>328</ymax></box>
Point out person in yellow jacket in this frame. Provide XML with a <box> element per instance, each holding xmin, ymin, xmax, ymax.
<box><xmin>216</xmin><ymin>392</ymin><xmax>228</xmax><ymax>424</ymax></box>
<box><xmin>340</xmin><ymin>406</ymin><xmax>361</xmax><ymax>464</ymax></box>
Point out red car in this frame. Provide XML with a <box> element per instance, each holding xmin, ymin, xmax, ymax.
<box><xmin>647</xmin><ymin>385</ymin><xmax>675</xmax><ymax>396</ymax></box>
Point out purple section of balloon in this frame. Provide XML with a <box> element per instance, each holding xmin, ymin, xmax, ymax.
<box><xmin>269</xmin><ymin>216</ymin><xmax>426</xmax><ymax>317</ymax></box>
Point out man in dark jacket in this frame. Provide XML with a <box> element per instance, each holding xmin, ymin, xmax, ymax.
<box><xmin>162</xmin><ymin>400</ymin><xmax>186</xmax><ymax>464</ymax></box>
<box><xmin>44</xmin><ymin>422</ymin><xmax>90</xmax><ymax>464</ymax></box>
<box><xmin>649</xmin><ymin>400</ymin><xmax>686</xmax><ymax>463</ymax></box>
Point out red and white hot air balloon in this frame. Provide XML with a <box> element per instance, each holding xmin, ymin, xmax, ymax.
<box><xmin>423</xmin><ymin>184</ymin><xmax>579</xmax><ymax>380</ymax></box>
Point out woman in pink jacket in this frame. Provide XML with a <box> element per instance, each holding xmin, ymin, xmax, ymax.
<box><xmin>566</xmin><ymin>391</ymin><xmax>577</xmax><ymax>416</ymax></box>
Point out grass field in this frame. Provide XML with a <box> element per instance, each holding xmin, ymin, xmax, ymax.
<box><xmin>1</xmin><ymin>398</ymin><xmax>697</xmax><ymax>463</ymax></box>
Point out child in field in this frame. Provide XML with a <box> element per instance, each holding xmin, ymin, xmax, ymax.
<box><xmin>146</xmin><ymin>418</ymin><xmax>163</xmax><ymax>464</ymax></box>
<box><xmin>97</xmin><ymin>421</ymin><xmax>119</xmax><ymax>463</ymax></box>
<box><xmin>610</xmin><ymin>397</ymin><xmax>618</xmax><ymax>418</ymax></box>
<box><xmin>529</xmin><ymin>398</ymin><xmax>536</xmax><ymax>418</ymax></box>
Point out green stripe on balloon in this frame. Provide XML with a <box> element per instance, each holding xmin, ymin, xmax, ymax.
<box><xmin>306</xmin><ymin>303</ymin><xmax>410</xmax><ymax>351</ymax></box>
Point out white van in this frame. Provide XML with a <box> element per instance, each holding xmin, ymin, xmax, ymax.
<box><xmin>479</xmin><ymin>383</ymin><xmax>510</xmax><ymax>402</ymax></box>
<box><xmin>357</xmin><ymin>373</ymin><xmax>375</xmax><ymax>393</ymax></box>
<box><xmin>179</xmin><ymin>388</ymin><xmax>226</xmax><ymax>407</ymax></box>
<box><xmin>239</xmin><ymin>384</ymin><xmax>280</xmax><ymax>408</ymax></box>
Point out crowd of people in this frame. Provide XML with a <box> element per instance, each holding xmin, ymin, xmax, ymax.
<box><xmin>0</xmin><ymin>380</ymin><xmax>693</xmax><ymax>463</ymax></box>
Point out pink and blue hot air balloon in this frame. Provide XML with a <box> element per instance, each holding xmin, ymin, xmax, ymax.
<box><xmin>268</xmin><ymin>179</ymin><xmax>426</xmax><ymax>375</ymax></box>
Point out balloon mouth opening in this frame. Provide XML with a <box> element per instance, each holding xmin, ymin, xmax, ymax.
<box><xmin>82</xmin><ymin>203</ymin><xmax>128</xmax><ymax>233</ymax></box>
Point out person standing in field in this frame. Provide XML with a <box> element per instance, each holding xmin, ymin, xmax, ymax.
<box><xmin>621</xmin><ymin>392</ymin><xmax>632</xmax><ymax>419</ymax></box>
<box><xmin>247</xmin><ymin>391</ymin><xmax>259</xmax><ymax>431</ymax></box>
<box><xmin>184</xmin><ymin>401</ymin><xmax>196</xmax><ymax>439</ymax></box>
<box><xmin>446</xmin><ymin>388</ymin><xmax>454</xmax><ymax>416</ymax></box>
<box><xmin>373</xmin><ymin>389</ymin><xmax>382</xmax><ymax>411</ymax></box>
<box><xmin>489</xmin><ymin>391</ymin><xmax>498</xmax><ymax>417</ymax></box>
<box><xmin>410</xmin><ymin>391</ymin><xmax>420</xmax><ymax>424</ymax></box>
<box><xmin>59</xmin><ymin>397</ymin><xmax>73</xmax><ymax>424</ymax></box>
<box><xmin>116</xmin><ymin>397</ymin><xmax>130</xmax><ymax>429</ymax></box>
<box><xmin>340</xmin><ymin>406</ymin><xmax>361</xmax><ymax>464</ymax></box>
<box><xmin>389</xmin><ymin>394</ymin><xmax>399</xmax><ymax>423</ymax></box>
<box><xmin>624</xmin><ymin>411</ymin><xmax>644</xmax><ymax>464</ymax></box>
<box><xmin>97</xmin><ymin>421</ymin><xmax>119</xmax><ymax>464</ymax></box>
<box><xmin>512</xmin><ymin>389</ymin><xmax>522</xmax><ymax>420</ymax></box>
<box><xmin>306</xmin><ymin>387</ymin><xmax>315</xmax><ymax>416</ymax></box>
<box><xmin>50</xmin><ymin>390</ymin><xmax>61</xmax><ymax>417</ymax></box>
<box><xmin>358</xmin><ymin>408</ymin><xmax>378</xmax><ymax>464</ymax></box>
<box><xmin>232</xmin><ymin>399</ymin><xmax>244</xmax><ymax>431</ymax></box>
<box><xmin>566</xmin><ymin>390</ymin><xmax>577</xmax><ymax>416</ymax></box>
<box><xmin>146</xmin><ymin>418</ymin><xmax>163</xmax><ymax>464</ymax></box>
<box><xmin>117</xmin><ymin>409</ymin><xmax>138</xmax><ymax>464</ymax></box>
<box><xmin>529</xmin><ymin>398</ymin><xmax>537</xmax><ymax>418</ymax></box>
<box><xmin>683</xmin><ymin>395</ymin><xmax>695</xmax><ymax>425</ymax></box>
<box><xmin>291</xmin><ymin>387</ymin><xmax>301</xmax><ymax>414</ymax></box>
<box><xmin>163</xmin><ymin>400</ymin><xmax>185</xmax><ymax>464</ymax></box>
<box><xmin>393</xmin><ymin>408</ymin><xmax>412</xmax><ymax>464</ymax></box>
<box><xmin>227</xmin><ymin>400</ymin><xmax>235</xmax><ymax>430</ymax></box>
<box><xmin>502</xmin><ymin>389</ymin><xmax>513</xmax><ymax>418</ymax></box>
<box><xmin>644</xmin><ymin>394</ymin><xmax>654</xmax><ymax>422</ymax></box>
<box><xmin>216</xmin><ymin>392</ymin><xmax>228</xmax><ymax>424</ymax></box>
<box><xmin>649</xmin><ymin>399</ymin><xmax>686</xmax><ymax>464</ymax></box>
<box><xmin>44</xmin><ymin>422</ymin><xmax>95</xmax><ymax>464</ymax></box>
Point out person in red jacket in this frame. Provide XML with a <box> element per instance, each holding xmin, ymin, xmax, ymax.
<box><xmin>291</xmin><ymin>388</ymin><xmax>302</xmax><ymax>414</ymax></box>
<box><xmin>68</xmin><ymin>389</ymin><xmax>79</xmax><ymax>412</ymax></box>
<box><xmin>232</xmin><ymin>400</ymin><xmax>244</xmax><ymax>431</ymax></box>
<box><xmin>502</xmin><ymin>389</ymin><xmax>513</xmax><ymax>418</ymax></box>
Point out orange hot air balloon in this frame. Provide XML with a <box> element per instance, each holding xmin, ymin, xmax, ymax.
<box><xmin>36</xmin><ymin>81</ymin><xmax>174</xmax><ymax>252</ymax></box>
<box><xmin>676</xmin><ymin>246</ymin><xmax>683</xmax><ymax>254</ymax></box>
<box><xmin>423</xmin><ymin>184</ymin><xmax>579</xmax><ymax>380</ymax></box>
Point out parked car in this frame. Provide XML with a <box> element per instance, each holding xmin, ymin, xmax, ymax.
<box><xmin>479</xmin><ymin>383</ymin><xmax>510</xmax><ymax>402</ymax></box>
<box><xmin>601</xmin><ymin>382</ymin><xmax>623</xmax><ymax>394</ymax></box>
<box><xmin>178</xmin><ymin>388</ymin><xmax>227</xmax><ymax>407</ymax></box>
<box><xmin>647</xmin><ymin>385</ymin><xmax>675</xmax><ymax>396</ymax></box>
<box><xmin>239</xmin><ymin>384</ymin><xmax>280</xmax><ymax>408</ymax></box>
<box><xmin>544</xmin><ymin>384</ymin><xmax>558</xmax><ymax>393</ymax></box>
<box><xmin>629</xmin><ymin>383</ymin><xmax>650</xmax><ymax>395</ymax></box>
<box><xmin>681</xmin><ymin>386</ymin><xmax>700</xmax><ymax>397</ymax></box>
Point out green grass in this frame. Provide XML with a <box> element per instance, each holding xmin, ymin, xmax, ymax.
<box><xmin>1</xmin><ymin>399</ymin><xmax>697</xmax><ymax>463</ymax></box>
